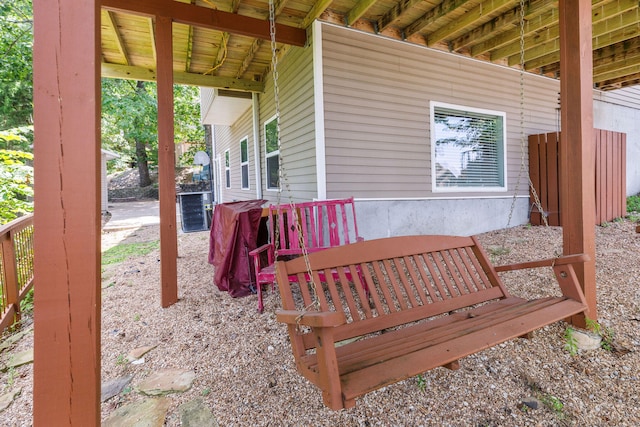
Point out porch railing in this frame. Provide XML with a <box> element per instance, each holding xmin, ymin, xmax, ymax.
<box><xmin>0</xmin><ymin>214</ymin><xmax>34</xmax><ymax>333</ymax></box>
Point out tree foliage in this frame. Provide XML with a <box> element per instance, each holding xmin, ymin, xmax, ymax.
<box><xmin>0</xmin><ymin>0</ymin><xmax>33</xmax><ymax>130</ymax></box>
<box><xmin>0</xmin><ymin>131</ymin><xmax>33</xmax><ymax>224</ymax></box>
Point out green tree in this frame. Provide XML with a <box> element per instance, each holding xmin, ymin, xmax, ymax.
<box><xmin>0</xmin><ymin>131</ymin><xmax>33</xmax><ymax>224</ymax></box>
<box><xmin>0</xmin><ymin>0</ymin><xmax>33</xmax><ymax>130</ymax></box>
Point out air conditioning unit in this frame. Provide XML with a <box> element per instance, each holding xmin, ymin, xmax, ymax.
<box><xmin>179</xmin><ymin>192</ymin><xmax>211</xmax><ymax>232</ymax></box>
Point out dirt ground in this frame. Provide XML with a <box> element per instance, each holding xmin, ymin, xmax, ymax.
<box><xmin>1</xmin><ymin>220</ymin><xmax>639</xmax><ymax>426</ymax></box>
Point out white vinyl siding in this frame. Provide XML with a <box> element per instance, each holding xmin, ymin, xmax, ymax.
<box><xmin>431</xmin><ymin>102</ymin><xmax>507</xmax><ymax>192</ymax></box>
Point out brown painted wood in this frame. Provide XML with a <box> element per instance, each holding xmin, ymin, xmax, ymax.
<box><xmin>528</xmin><ymin>134</ymin><xmax>542</xmax><ymax>225</ymax></box>
<box><xmin>32</xmin><ymin>0</ymin><xmax>101</xmax><ymax>424</ymax></box>
<box><xmin>275</xmin><ymin>235</ymin><xmax>588</xmax><ymax>410</ymax></box>
<box><xmin>559</xmin><ymin>0</ymin><xmax>597</xmax><ymax>325</ymax></box>
<box><xmin>156</xmin><ymin>15</ymin><xmax>179</xmax><ymax>308</ymax></box>
<box><xmin>101</xmin><ymin>0</ymin><xmax>307</xmax><ymax>47</ymax></box>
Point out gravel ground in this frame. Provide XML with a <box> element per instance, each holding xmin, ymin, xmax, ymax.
<box><xmin>1</xmin><ymin>220</ymin><xmax>639</xmax><ymax>426</ymax></box>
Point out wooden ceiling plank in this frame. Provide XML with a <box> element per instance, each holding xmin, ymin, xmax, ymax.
<box><xmin>101</xmin><ymin>62</ymin><xmax>265</xmax><ymax>91</ymax></box>
<box><xmin>209</xmin><ymin>32</ymin><xmax>231</xmax><ymax>76</ymax></box>
<box><xmin>148</xmin><ymin>17</ymin><xmax>157</xmax><ymax>64</ymax></box>
<box><xmin>101</xmin><ymin>0</ymin><xmax>307</xmax><ymax>46</ymax></box>
<box><xmin>347</xmin><ymin>0</ymin><xmax>379</xmax><ymax>27</ymax></box>
<box><xmin>523</xmin><ymin>10</ymin><xmax>640</xmax><ymax>69</ymax></box>
<box><xmin>186</xmin><ymin>25</ymin><xmax>194</xmax><ymax>72</ymax></box>
<box><xmin>491</xmin><ymin>0</ymin><xmax>638</xmax><ymax>61</ymax></box>
<box><xmin>455</xmin><ymin>0</ymin><xmax>557</xmax><ymax>53</ymax></box>
<box><xmin>378</xmin><ymin>0</ymin><xmax>424</xmax><ymax>33</ymax></box>
<box><xmin>105</xmin><ymin>10</ymin><xmax>130</xmax><ymax>65</ymax></box>
<box><xmin>236</xmin><ymin>38</ymin><xmax>263</xmax><ymax>78</ymax></box>
<box><xmin>426</xmin><ymin>0</ymin><xmax>516</xmax><ymax>46</ymax></box>
<box><xmin>404</xmin><ymin>0</ymin><xmax>473</xmax><ymax>39</ymax></box>
<box><xmin>301</xmin><ymin>0</ymin><xmax>334</xmax><ymax>29</ymax></box>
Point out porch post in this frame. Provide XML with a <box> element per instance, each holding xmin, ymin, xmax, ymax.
<box><xmin>559</xmin><ymin>0</ymin><xmax>597</xmax><ymax>326</ymax></box>
<box><xmin>156</xmin><ymin>15</ymin><xmax>179</xmax><ymax>307</ymax></box>
<box><xmin>32</xmin><ymin>0</ymin><xmax>101</xmax><ymax>425</ymax></box>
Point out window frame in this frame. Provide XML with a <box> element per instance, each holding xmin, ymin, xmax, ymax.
<box><xmin>224</xmin><ymin>149</ymin><xmax>231</xmax><ymax>189</ymax></box>
<box><xmin>430</xmin><ymin>101</ymin><xmax>508</xmax><ymax>193</ymax></box>
<box><xmin>240</xmin><ymin>136</ymin><xmax>250</xmax><ymax>190</ymax></box>
<box><xmin>264</xmin><ymin>114</ymin><xmax>280</xmax><ymax>191</ymax></box>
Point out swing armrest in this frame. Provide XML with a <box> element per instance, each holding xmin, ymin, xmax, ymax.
<box><xmin>276</xmin><ymin>310</ymin><xmax>347</xmax><ymax>328</ymax></box>
<box><xmin>249</xmin><ymin>243</ymin><xmax>275</xmax><ymax>271</ymax></box>
<box><xmin>494</xmin><ymin>253</ymin><xmax>589</xmax><ymax>272</ymax></box>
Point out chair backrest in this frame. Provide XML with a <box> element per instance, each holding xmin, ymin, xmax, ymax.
<box><xmin>268</xmin><ymin>197</ymin><xmax>361</xmax><ymax>257</ymax></box>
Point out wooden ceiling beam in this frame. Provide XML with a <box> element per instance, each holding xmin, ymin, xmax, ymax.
<box><xmin>301</xmin><ymin>0</ymin><xmax>333</xmax><ymax>29</ymax></box>
<box><xmin>426</xmin><ymin>0</ymin><xmax>515</xmax><ymax>46</ymax></box>
<box><xmin>594</xmin><ymin>56</ymin><xmax>640</xmax><ymax>83</ymax></box>
<box><xmin>404</xmin><ymin>0</ymin><xmax>471</xmax><ymax>39</ymax></box>
<box><xmin>103</xmin><ymin>10</ymin><xmax>130</xmax><ymax>65</ymax></box>
<box><xmin>596</xmin><ymin>71</ymin><xmax>640</xmax><ymax>89</ymax></box>
<box><xmin>377</xmin><ymin>0</ymin><xmax>423</xmax><ymax>33</ymax></box>
<box><xmin>236</xmin><ymin>39</ymin><xmax>263</xmax><ymax>79</ymax></box>
<box><xmin>186</xmin><ymin>24</ymin><xmax>194</xmax><ymax>73</ymax></box>
<box><xmin>347</xmin><ymin>0</ymin><xmax>378</xmax><ymax>26</ymax></box>
<box><xmin>148</xmin><ymin>17</ymin><xmax>157</xmax><ymax>64</ymax></box>
<box><xmin>101</xmin><ymin>0</ymin><xmax>307</xmax><ymax>46</ymax></box>
<box><xmin>101</xmin><ymin>62</ymin><xmax>265</xmax><ymax>91</ymax></box>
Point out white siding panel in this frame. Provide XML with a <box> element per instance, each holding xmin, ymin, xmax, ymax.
<box><xmin>322</xmin><ymin>24</ymin><xmax>561</xmax><ymax>199</ymax></box>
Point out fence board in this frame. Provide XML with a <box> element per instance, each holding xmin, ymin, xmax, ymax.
<box><xmin>529</xmin><ymin>130</ymin><xmax>626</xmax><ymax>226</ymax></box>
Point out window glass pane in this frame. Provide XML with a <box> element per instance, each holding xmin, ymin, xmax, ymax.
<box><xmin>265</xmin><ymin>118</ymin><xmax>278</xmax><ymax>154</ymax></box>
<box><xmin>225</xmin><ymin>151</ymin><xmax>230</xmax><ymax>167</ymax></box>
<box><xmin>241</xmin><ymin>165</ymin><xmax>249</xmax><ymax>189</ymax></box>
<box><xmin>433</xmin><ymin>106</ymin><xmax>504</xmax><ymax>189</ymax></box>
<box><xmin>266</xmin><ymin>154</ymin><xmax>279</xmax><ymax>189</ymax></box>
<box><xmin>240</xmin><ymin>138</ymin><xmax>248</xmax><ymax>162</ymax></box>
<box><xmin>225</xmin><ymin>169</ymin><xmax>230</xmax><ymax>188</ymax></box>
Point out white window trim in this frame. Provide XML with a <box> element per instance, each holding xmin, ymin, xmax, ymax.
<box><xmin>224</xmin><ymin>149</ymin><xmax>231</xmax><ymax>189</ymax></box>
<box><xmin>430</xmin><ymin>101</ymin><xmax>508</xmax><ymax>193</ymax></box>
<box><xmin>240</xmin><ymin>136</ymin><xmax>250</xmax><ymax>190</ymax></box>
<box><xmin>264</xmin><ymin>114</ymin><xmax>280</xmax><ymax>192</ymax></box>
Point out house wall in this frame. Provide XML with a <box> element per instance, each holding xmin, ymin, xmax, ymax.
<box><xmin>594</xmin><ymin>86</ymin><xmax>640</xmax><ymax>196</ymax></box>
<box><xmin>209</xmin><ymin>43</ymin><xmax>316</xmax><ymax>204</ymax></box>
<box><xmin>320</xmin><ymin>23</ymin><xmax>640</xmax><ymax>238</ymax></box>
<box><xmin>320</xmin><ymin>23</ymin><xmax>559</xmax><ymax>237</ymax></box>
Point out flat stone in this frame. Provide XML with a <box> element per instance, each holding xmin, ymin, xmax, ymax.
<box><xmin>127</xmin><ymin>344</ymin><xmax>158</xmax><ymax>362</ymax></box>
<box><xmin>102</xmin><ymin>397</ymin><xmax>170</xmax><ymax>427</ymax></box>
<box><xmin>522</xmin><ymin>397</ymin><xmax>540</xmax><ymax>410</ymax></box>
<box><xmin>0</xmin><ymin>328</ymin><xmax>33</xmax><ymax>353</ymax></box>
<box><xmin>3</xmin><ymin>348</ymin><xmax>33</xmax><ymax>370</ymax></box>
<box><xmin>573</xmin><ymin>329</ymin><xmax>602</xmax><ymax>351</ymax></box>
<box><xmin>137</xmin><ymin>369</ymin><xmax>196</xmax><ymax>396</ymax></box>
<box><xmin>180</xmin><ymin>398</ymin><xmax>218</xmax><ymax>427</ymax></box>
<box><xmin>101</xmin><ymin>374</ymin><xmax>134</xmax><ymax>402</ymax></box>
<box><xmin>0</xmin><ymin>388</ymin><xmax>21</xmax><ymax>412</ymax></box>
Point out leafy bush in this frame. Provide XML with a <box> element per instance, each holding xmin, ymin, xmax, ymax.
<box><xmin>628</xmin><ymin>194</ymin><xmax>640</xmax><ymax>214</ymax></box>
<box><xmin>0</xmin><ymin>131</ymin><xmax>33</xmax><ymax>224</ymax></box>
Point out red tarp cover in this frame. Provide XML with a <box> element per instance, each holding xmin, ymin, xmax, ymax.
<box><xmin>208</xmin><ymin>200</ymin><xmax>265</xmax><ymax>297</ymax></box>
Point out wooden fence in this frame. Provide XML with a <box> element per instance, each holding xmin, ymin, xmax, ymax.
<box><xmin>529</xmin><ymin>130</ymin><xmax>627</xmax><ymax>226</ymax></box>
<box><xmin>0</xmin><ymin>214</ymin><xmax>34</xmax><ymax>333</ymax></box>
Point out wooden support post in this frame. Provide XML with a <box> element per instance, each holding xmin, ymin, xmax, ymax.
<box><xmin>156</xmin><ymin>15</ymin><xmax>179</xmax><ymax>307</ymax></box>
<box><xmin>559</xmin><ymin>0</ymin><xmax>597</xmax><ymax>327</ymax></box>
<box><xmin>32</xmin><ymin>1</ymin><xmax>101</xmax><ymax>425</ymax></box>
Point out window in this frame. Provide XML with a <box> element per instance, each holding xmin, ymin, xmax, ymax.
<box><xmin>240</xmin><ymin>137</ymin><xmax>249</xmax><ymax>189</ymax></box>
<box><xmin>431</xmin><ymin>102</ymin><xmax>506</xmax><ymax>192</ymax></box>
<box><xmin>264</xmin><ymin>115</ymin><xmax>279</xmax><ymax>190</ymax></box>
<box><xmin>224</xmin><ymin>149</ymin><xmax>230</xmax><ymax>188</ymax></box>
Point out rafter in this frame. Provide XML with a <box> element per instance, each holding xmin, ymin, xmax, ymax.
<box><xmin>236</xmin><ymin>39</ymin><xmax>263</xmax><ymax>79</ymax></box>
<box><xmin>404</xmin><ymin>0</ymin><xmax>472</xmax><ymax>39</ymax></box>
<box><xmin>101</xmin><ymin>0</ymin><xmax>306</xmax><ymax>46</ymax></box>
<box><xmin>101</xmin><ymin>62</ymin><xmax>265</xmax><ymax>91</ymax></box>
<box><xmin>103</xmin><ymin>10</ymin><xmax>130</xmax><ymax>65</ymax></box>
<box><xmin>148</xmin><ymin>17</ymin><xmax>157</xmax><ymax>64</ymax></box>
<box><xmin>301</xmin><ymin>0</ymin><xmax>333</xmax><ymax>29</ymax></box>
<box><xmin>185</xmin><ymin>25</ymin><xmax>194</xmax><ymax>73</ymax></box>
<box><xmin>426</xmin><ymin>0</ymin><xmax>515</xmax><ymax>46</ymax></box>
<box><xmin>347</xmin><ymin>0</ymin><xmax>378</xmax><ymax>26</ymax></box>
<box><xmin>378</xmin><ymin>0</ymin><xmax>423</xmax><ymax>33</ymax></box>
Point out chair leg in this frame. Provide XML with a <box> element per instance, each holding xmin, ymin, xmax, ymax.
<box><xmin>257</xmin><ymin>282</ymin><xmax>264</xmax><ymax>313</ymax></box>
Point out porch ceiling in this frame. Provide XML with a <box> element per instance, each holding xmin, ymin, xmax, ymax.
<box><xmin>100</xmin><ymin>0</ymin><xmax>640</xmax><ymax>92</ymax></box>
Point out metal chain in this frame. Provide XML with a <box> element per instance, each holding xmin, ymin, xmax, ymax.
<box><xmin>506</xmin><ymin>0</ymin><xmax>548</xmax><ymax>230</ymax></box>
<box><xmin>268</xmin><ymin>0</ymin><xmax>319</xmax><ymax>316</ymax></box>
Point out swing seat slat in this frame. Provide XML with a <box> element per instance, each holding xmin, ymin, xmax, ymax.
<box><xmin>275</xmin><ymin>235</ymin><xmax>588</xmax><ymax>410</ymax></box>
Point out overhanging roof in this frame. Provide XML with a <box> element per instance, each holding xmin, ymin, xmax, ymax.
<box><xmin>100</xmin><ymin>0</ymin><xmax>640</xmax><ymax>92</ymax></box>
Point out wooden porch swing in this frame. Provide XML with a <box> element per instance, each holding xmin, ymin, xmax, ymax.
<box><xmin>267</xmin><ymin>0</ymin><xmax>590</xmax><ymax>410</ymax></box>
